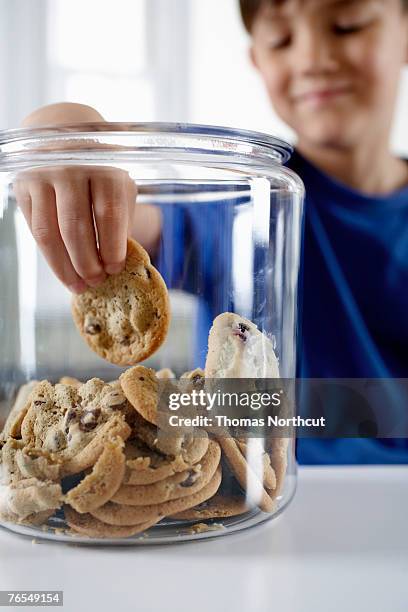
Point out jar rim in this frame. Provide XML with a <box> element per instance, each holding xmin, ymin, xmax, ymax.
<box><xmin>0</xmin><ymin>121</ymin><xmax>293</xmax><ymax>166</ymax></box>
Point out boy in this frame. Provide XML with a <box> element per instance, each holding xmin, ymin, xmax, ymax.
<box><xmin>17</xmin><ymin>0</ymin><xmax>408</xmax><ymax>463</ymax></box>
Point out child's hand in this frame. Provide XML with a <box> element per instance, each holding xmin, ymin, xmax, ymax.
<box><xmin>14</xmin><ymin>103</ymin><xmax>162</xmax><ymax>294</ymax></box>
<box><xmin>13</xmin><ymin>165</ymin><xmax>137</xmax><ymax>293</ymax></box>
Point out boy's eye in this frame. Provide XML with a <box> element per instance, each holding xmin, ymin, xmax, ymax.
<box><xmin>268</xmin><ymin>35</ymin><xmax>291</xmax><ymax>50</ymax></box>
<box><xmin>333</xmin><ymin>12</ymin><xmax>376</xmax><ymax>36</ymax></box>
<box><xmin>333</xmin><ymin>22</ymin><xmax>367</xmax><ymax>35</ymax></box>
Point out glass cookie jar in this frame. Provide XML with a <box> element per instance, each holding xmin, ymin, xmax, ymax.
<box><xmin>0</xmin><ymin>123</ymin><xmax>304</xmax><ymax>544</ymax></box>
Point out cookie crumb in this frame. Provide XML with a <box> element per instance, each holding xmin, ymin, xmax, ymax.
<box><xmin>187</xmin><ymin>522</ymin><xmax>225</xmax><ymax>534</ymax></box>
<box><xmin>53</xmin><ymin>527</ymin><xmax>67</xmax><ymax>536</ymax></box>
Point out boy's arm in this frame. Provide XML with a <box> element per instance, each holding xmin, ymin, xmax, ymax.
<box><xmin>21</xmin><ymin>101</ymin><xmax>105</xmax><ymax>127</ymax></box>
<box><xmin>15</xmin><ymin>102</ymin><xmax>161</xmax><ymax>293</ymax></box>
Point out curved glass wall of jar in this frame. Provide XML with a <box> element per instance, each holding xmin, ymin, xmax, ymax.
<box><xmin>0</xmin><ymin>124</ymin><xmax>304</xmax><ymax>544</ymax></box>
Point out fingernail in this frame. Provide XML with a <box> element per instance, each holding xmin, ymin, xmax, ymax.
<box><xmin>86</xmin><ymin>273</ymin><xmax>107</xmax><ymax>288</ymax></box>
<box><xmin>105</xmin><ymin>263</ymin><xmax>124</xmax><ymax>275</ymax></box>
<box><xmin>69</xmin><ymin>281</ymin><xmax>88</xmax><ymax>294</ymax></box>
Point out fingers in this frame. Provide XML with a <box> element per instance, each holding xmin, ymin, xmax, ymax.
<box><xmin>54</xmin><ymin>171</ymin><xmax>106</xmax><ymax>286</ymax></box>
<box><xmin>127</xmin><ymin>177</ymin><xmax>138</xmax><ymax>238</ymax></box>
<box><xmin>20</xmin><ymin>179</ymin><xmax>88</xmax><ymax>293</ymax></box>
<box><xmin>13</xmin><ymin>166</ymin><xmax>137</xmax><ymax>294</ymax></box>
<box><xmin>13</xmin><ymin>179</ymin><xmax>32</xmax><ymax>228</ymax></box>
<box><xmin>91</xmin><ymin>168</ymin><xmax>137</xmax><ymax>274</ymax></box>
<box><xmin>131</xmin><ymin>203</ymin><xmax>162</xmax><ymax>253</ymax></box>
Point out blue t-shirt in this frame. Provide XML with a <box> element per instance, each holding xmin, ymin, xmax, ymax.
<box><xmin>157</xmin><ymin>150</ymin><xmax>408</xmax><ymax>465</ymax></box>
<box><xmin>290</xmin><ymin>151</ymin><xmax>408</xmax><ymax>464</ymax></box>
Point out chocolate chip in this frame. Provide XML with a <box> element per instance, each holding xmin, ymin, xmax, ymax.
<box><xmin>180</xmin><ymin>470</ymin><xmax>200</xmax><ymax>487</ymax></box>
<box><xmin>233</xmin><ymin>321</ymin><xmax>250</xmax><ymax>342</ymax></box>
<box><xmin>84</xmin><ymin>315</ymin><xmax>102</xmax><ymax>335</ymax></box>
<box><xmin>64</xmin><ymin>408</ymin><xmax>78</xmax><ymax>432</ymax></box>
<box><xmin>79</xmin><ymin>408</ymin><xmax>101</xmax><ymax>432</ymax></box>
<box><xmin>45</xmin><ymin>429</ymin><xmax>66</xmax><ymax>452</ymax></box>
<box><xmin>145</xmin><ymin>267</ymin><xmax>151</xmax><ymax>279</ymax></box>
<box><xmin>52</xmin><ymin>430</ymin><xmax>67</xmax><ymax>451</ymax></box>
<box><xmin>79</xmin><ymin>419</ymin><xmax>97</xmax><ymax>432</ymax></box>
<box><xmin>65</xmin><ymin>408</ymin><xmax>77</xmax><ymax>422</ymax></box>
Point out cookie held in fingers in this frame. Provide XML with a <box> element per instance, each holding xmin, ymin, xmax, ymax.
<box><xmin>72</xmin><ymin>238</ymin><xmax>170</xmax><ymax>366</ymax></box>
<box><xmin>65</xmin><ymin>436</ymin><xmax>126</xmax><ymax>513</ymax></box>
<box><xmin>64</xmin><ymin>505</ymin><xmax>162</xmax><ymax>538</ymax></box>
<box><xmin>90</xmin><ymin>466</ymin><xmax>222</xmax><ymax>526</ymax></box>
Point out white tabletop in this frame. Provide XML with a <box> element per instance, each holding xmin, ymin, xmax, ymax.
<box><xmin>0</xmin><ymin>466</ymin><xmax>407</xmax><ymax>612</ymax></box>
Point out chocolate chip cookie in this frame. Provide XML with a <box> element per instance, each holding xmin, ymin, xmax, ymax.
<box><xmin>90</xmin><ymin>467</ymin><xmax>222</xmax><ymax>526</ymax></box>
<box><xmin>21</xmin><ymin>379</ymin><xmax>131</xmax><ymax>476</ymax></box>
<box><xmin>72</xmin><ymin>238</ymin><xmax>170</xmax><ymax>366</ymax></box>
<box><xmin>64</xmin><ymin>505</ymin><xmax>162</xmax><ymax>538</ymax></box>
<box><xmin>170</xmin><ymin>493</ymin><xmax>250</xmax><ymax>520</ymax></box>
<box><xmin>205</xmin><ymin>312</ymin><xmax>279</xmax><ymax>378</ymax></box>
<box><xmin>123</xmin><ymin>437</ymin><xmax>202</xmax><ymax>486</ymax></box>
<box><xmin>0</xmin><ymin>381</ymin><xmax>39</xmax><ymax>442</ymax></box>
<box><xmin>111</xmin><ymin>439</ymin><xmax>221</xmax><ymax>506</ymax></box>
<box><xmin>120</xmin><ymin>365</ymin><xmax>159</xmax><ymax>425</ymax></box>
<box><xmin>65</xmin><ymin>436</ymin><xmax>126</xmax><ymax>513</ymax></box>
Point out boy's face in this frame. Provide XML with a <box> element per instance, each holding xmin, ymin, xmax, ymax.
<box><xmin>250</xmin><ymin>0</ymin><xmax>408</xmax><ymax>149</ymax></box>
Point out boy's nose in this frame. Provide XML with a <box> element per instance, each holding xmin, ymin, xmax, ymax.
<box><xmin>294</xmin><ymin>27</ymin><xmax>339</xmax><ymax>76</ymax></box>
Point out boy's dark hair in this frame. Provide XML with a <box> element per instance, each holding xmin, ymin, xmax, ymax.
<box><xmin>239</xmin><ymin>0</ymin><xmax>408</xmax><ymax>33</ymax></box>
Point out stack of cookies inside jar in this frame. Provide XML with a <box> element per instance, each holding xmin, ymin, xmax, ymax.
<box><xmin>0</xmin><ymin>239</ymin><xmax>288</xmax><ymax>540</ymax></box>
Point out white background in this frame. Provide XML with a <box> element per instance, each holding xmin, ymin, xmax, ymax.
<box><xmin>0</xmin><ymin>0</ymin><xmax>407</xmax><ymax>155</ymax></box>
<box><xmin>0</xmin><ymin>466</ymin><xmax>407</xmax><ymax>612</ymax></box>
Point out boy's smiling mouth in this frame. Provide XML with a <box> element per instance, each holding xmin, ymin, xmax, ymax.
<box><xmin>292</xmin><ymin>84</ymin><xmax>353</xmax><ymax>107</ymax></box>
